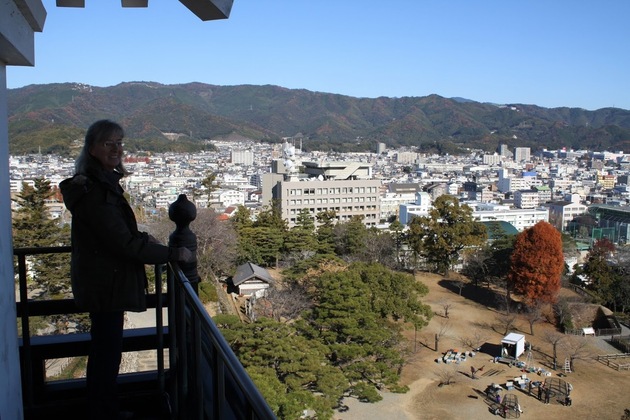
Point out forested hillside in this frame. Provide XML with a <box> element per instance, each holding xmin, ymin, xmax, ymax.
<box><xmin>8</xmin><ymin>82</ymin><xmax>630</xmax><ymax>156</ymax></box>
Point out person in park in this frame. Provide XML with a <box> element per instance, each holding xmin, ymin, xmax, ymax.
<box><xmin>544</xmin><ymin>386</ymin><xmax>551</xmax><ymax>404</ymax></box>
<box><xmin>60</xmin><ymin>119</ymin><xmax>194</xmax><ymax>419</ymax></box>
<box><xmin>470</xmin><ymin>365</ymin><xmax>484</xmax><ymax>379</ymax></box>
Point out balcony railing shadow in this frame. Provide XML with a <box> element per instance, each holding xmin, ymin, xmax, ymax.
<box><xmin>15</xmin><ymin>246</ymin><xmax>276</xmax><ymax>420</ymax></box>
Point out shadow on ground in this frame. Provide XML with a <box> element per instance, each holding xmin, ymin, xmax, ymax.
<box><xmin>479</xmin><ymin>342</ymin><xmax>502</xmax><ymax>358</ymax></box>
<box><xmin>438</xmin><ymin>279</ymin><xmax>523</xmax><ymax>311</ymax></box>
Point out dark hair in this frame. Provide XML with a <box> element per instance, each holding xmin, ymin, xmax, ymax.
<box><xmin>75</xmin><ymin>119</ymin><xmax>130</xmax><ymax>176</ymax></box>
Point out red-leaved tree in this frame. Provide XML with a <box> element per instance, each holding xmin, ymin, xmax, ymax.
<box><xmin>508</xmin><ymin>221</ymin><xmax>564</xmax><ymax>304</ymax></box>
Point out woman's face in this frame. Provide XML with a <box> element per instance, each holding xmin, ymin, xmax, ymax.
<box><xmin>89</xmin><ymin>134</ymin><xmax>124</xmax><ymax>171</ymax></box>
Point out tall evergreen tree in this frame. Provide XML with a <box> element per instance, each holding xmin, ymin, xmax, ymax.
<box><xmin>284</xmin><ymin>208</ymin><xmax>318</xmax><ymax>256</ymax></box>
<box><xmin>333</xmin><ymin>215</ymin><xmax>367</xmax><ymax>259</ymax></box>
<box><xmin>579</xmin><ymin>238</ymin><xmax>618</xmax><ymax>307</ymax></box>
<box><xmin>315</xmin><ymin>210</ymin><xmax>337</xmax><ymax>255</ymax></box>
<box><xmin>407</xmin><ymin>195</ymin><xmax>487</xmax><ymax>274</ymax></box>
<box><xmin>231</xmin><ymin>205</ymin><xmax>253</xmax><ymax>231</ymax></box>
<box><xmin>12</xmin><ymin>178</ymin><xmax>71</xmax><ymax>297</ymax></box>
<box><xmin>462</xmin><ymin>222</ymin><xmax>516</xmax><ymax>289</ymax></box>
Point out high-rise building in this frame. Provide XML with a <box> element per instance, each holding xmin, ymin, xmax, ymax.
<box><xmin>514</xmin><ymin>147</ymin><xmax>531</xmax><ymax>163</ymax></box>
<box><xmin>499</xmin><ymin>144</ymin><xmax>511</xmax><ymax>158</ymax></box>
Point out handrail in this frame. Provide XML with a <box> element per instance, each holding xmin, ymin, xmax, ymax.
<box><xmin>14</xmin><ymin>246</ymin><xmax>276</xmax><ymax>420</ymax></box>
<box><xmin>168</xmin><ymin>262</ymin><xmax>276</xmax><ymax>419</ymax></box>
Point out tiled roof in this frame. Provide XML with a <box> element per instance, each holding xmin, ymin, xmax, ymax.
<box><xmin>231</xmin><ymin>262</ymin><xmax>274</xmax><ymax>286</ymax></box>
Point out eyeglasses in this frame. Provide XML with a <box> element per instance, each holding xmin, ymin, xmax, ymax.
<box><xmin>102</xmin><ymin>141</ymin><xmax>125</xmax><ymax>149</ymax></box>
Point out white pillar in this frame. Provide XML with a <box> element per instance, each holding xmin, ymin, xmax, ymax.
<box><xmin>0</xmin><ymin>2</ymin><xmax>46</xmax><ymax>419</ymax></box>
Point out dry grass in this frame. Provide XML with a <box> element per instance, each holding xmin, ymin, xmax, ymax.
<box><xmin>336</xmin><ymin>272</ymin><xmax>630</xmax><ymax>420</ymax></box>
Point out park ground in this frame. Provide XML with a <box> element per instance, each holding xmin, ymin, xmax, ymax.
<box><xmin>335</xmin><ymin>272</ymin><xmax>629</xmax><ymax>420</ymax></box>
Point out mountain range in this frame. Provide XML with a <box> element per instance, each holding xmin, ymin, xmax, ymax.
<box><xmin>8</xmin><ymin>82</ymin><xmax>630</xmax><ymax>156</ymax></box>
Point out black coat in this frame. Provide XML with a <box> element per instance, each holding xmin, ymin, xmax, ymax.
<box><xmin>60</xmin><ymin>169</ymin><xmax>174</xmax><ymax>312</ymax></box>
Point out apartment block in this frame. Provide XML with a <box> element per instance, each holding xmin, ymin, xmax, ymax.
<box><xmin>514</xmin><ymin>189</ymin><xmax>539</xmax><ymax>209</ymax></box>
<box><xmin>514</xmin><ymin>147</ymin><xmax>531</xmax><ymax>162</ymax></box>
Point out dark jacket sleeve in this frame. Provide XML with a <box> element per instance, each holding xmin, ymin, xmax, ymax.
<box><xmin>77</xmin><ymin>185</ymin><xmax>171</xmax><ymax>264</ymax></box>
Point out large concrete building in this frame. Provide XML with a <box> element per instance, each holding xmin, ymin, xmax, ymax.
<box><xmin>471</xmin><ymin>203</ymin><xmax>549</xmax><ymax>231</ymax></box>
<box><xmin>545</xmin><ymin>198</ymin><xmax>588</xmax><ymax>232</ymax></box>
<box><xmin>262</xmin><ymin>158</ymin><xmax>381</xmax><ymax>228</ymax></box>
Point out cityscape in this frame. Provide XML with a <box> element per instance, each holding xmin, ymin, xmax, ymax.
<box><xmin>10</xmin><ymin>138</ymin><xmax>630</xmax><ymax>254</ymax></box>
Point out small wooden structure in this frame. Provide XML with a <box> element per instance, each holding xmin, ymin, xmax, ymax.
<box><xmin>226</xmin><ymin>262</ymin><xmax>274</xmax><ymax>296</ymax></box>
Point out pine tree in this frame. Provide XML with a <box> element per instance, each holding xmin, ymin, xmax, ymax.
<box><xmin>582</xmin><ymin>238</ymin><xmax>616</xmax><ymax>302</ymax></box>
<box><xmin>231</xmin><ymin>205</ymin><xmax>253</xmax><ymax>231</ymax></box>
<box><xmin>333</xmin><ymin>215</ymin><xmax>367</xmax><ymax>258</ymax></box>
<box><xmin>284</xmin><ymin>208</ymin><xmax>318</xmax><ymax>255</ymax></box>
<box><xmin>12</xmin><ymin>178</ymin><xmax>71</xmax><ymax>298</ymax></box>
<box><xmin>302</xmin><ymin>262</ymin><xmax>432</xmax><ymax>401</ymax></box>
<box><xmin>214</xmin><ymin>315</ymin><xmax>347</xmax><ymax>419</ymax></box>
<box><xmin>315</xmin><ymin>210</ymin><xmax>337</xmax><ymax>255</ymax></box>
<box><xmin>232</xmin><ymin>205</ymin><xmax>283</xmax><ymax>267</ymax></box>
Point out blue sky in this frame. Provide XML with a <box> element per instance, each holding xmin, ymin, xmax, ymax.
<box><xmin>8</xmin><ymin>0</ymin><xmax>630</xmax><ymax>111</ymax></box>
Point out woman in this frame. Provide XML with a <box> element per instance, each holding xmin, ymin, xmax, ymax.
<box><xmin>60</xmin><ymin>119</ymin><xmax>193</xmax><ymax>419</ymax></box>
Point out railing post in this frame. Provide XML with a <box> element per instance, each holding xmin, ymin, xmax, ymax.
<box><xmin>168</xmin><ymin>194</ymin><xmax>199</xmax><ymax>292</ymax></box>
<box><xmin>166</xmin><ymin>264</ymin><xmax>179</xmax><ymax>418</ymax></box>
<box><xmin>17</xmin><ymin>253</ymin><xmax>34</xmax><ymax>407</ymax></box>
<box><xmin>168</xmin><ymin>194</ymin><xmax>199</xmax><ymax>419</ymax></box>
<box><xmin>154</xmin><ymin>264</ymin><xmax>166</xmax><ymax>395</ymax></box>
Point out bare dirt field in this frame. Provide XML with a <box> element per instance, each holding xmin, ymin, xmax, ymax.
<box><xmin>335</xmin><ymin>272</ymin><xmax>629</xmax><ymax>420</ymax></box>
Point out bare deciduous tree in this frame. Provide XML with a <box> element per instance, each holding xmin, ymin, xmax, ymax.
<box><xmin>453</xmin><ymin>280</ymin><xmax>466</xmax><ymax>296</ymax></box>
<box><xmin>495</xmin><ymin>312</ymin><xmax>518</xmax><ymax>335</ymax></box>
<box><xmin>459</xmin><ymin>328</ymin><xmax>489</xmax><ymax>351</ymax></box>
<box><xmin>524</xmin><ymin>301</ymin><xmax>545</xmax><ymax>336</ymax></box>
<box><xmin>435</xmin><ymin>365</ymin><xmax>457</xmax><ymax>386</ymax></box>
<box><xmin>552</xmin><ymin>297</ymin><xmax>574</xmax><ymax>331</ymax></box>
<box><xmin>434</xmin><ymin>319</ymin><xmax>452</xmax><ymax>352</ymax></box>
<box><xmin>192</xmin><ymin>208</ymin><xmax>239</xmax><ymax>278</ymax></box>
<box><xmin>144</xmin><ymin>207</ymin><xmax>239</xmax><ymax>280</ymax></box>
<box><xmin>255</xmin><ymin>281</ymin><xmax>312</xmax><ymax>322</ymax></box>
<box><xmin>562</xmin><ymin>335</ymin><xmax>591</xmax><ymax>372</ymax></box>
<box><xmin>542</xmin><ymin>330</ymin><xmax>565</xmax><ymax>370</ymax></box>
<box><xmin>439</xmin><ymin>300</ymin><xmax>455</xmax><ymax>318</ymax></box>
